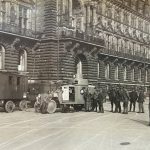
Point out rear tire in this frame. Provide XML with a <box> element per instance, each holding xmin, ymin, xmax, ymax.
<box><xmin>5</xmin><ymin>101</ymin><xmax>15</xmax><ymax>113</ymax></box>
<box><xmin>47</xmin><ymin>100</ymin><xmax>57</xmax><ymax>114</ymax></box>
<box><xmin>19</xmin><ymin>100</ymin><xmax>27</xmax><ymax>111</ymax></box>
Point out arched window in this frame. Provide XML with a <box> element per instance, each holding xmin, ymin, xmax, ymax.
<box><xmin>123</xmin><ymin>66</ymin><xmax>127</xmax><ymax>81</ymax></box>
<box><xmin>0</xmin><ymin>45</ymin><xmax>5</xmax><ymax>70</ymax></box>
<box><xmin>18</xmin><ymin>50</ymin><xmax>27</xmax><ymax>72</ymax></box>
<box><xmin>105</xmin><ymin>63</ymin><xmax>110</xmax><ymax>80</ymax></box>
<box><xmin>10</xmin><ymin>5</ymin><xmax>16</xmax><ymax>24</ymax></box>
<box><xmin>138</xmin><ymin>69</ymin><xmax>142</xmax><ymax>82</ymax></box>
<box><xmin>97</xmin><ymin>62</ymin><xmax>100</xmax><ymax>78</ymax></box>
<box><xmin>131</xmin><ymin>68</ymin><xmax>135</xmax><ymax>81</ymax></box>
<box><xmin>75</xmin><ymin>54</ymin><xmax>88</xmax><ymax>79</ymax></box>
<box><xmin>145</xmin><ymin>70</ymin><xmax>148</xmax><ymax>83</ymax></box>
<box><xmin>114</xmin><ymin>65</ymin><xmax>119</xmax><ymax>80</ymax></box>
<box><xmin>76</xmin><ymin>59</ymin><xmax>82</xmax><ymax>78</ymax></box>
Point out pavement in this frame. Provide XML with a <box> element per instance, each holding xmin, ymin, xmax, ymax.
<box><xmin>0</xmin><ymin>102</ymin><xmax>149</xmax><ymax>150</ymax></box>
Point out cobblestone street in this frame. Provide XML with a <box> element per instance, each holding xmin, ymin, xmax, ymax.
<box><xmin>0</xmin><ymin>102</ymin><xmax>149</xmax><ymax>150</ymax></box>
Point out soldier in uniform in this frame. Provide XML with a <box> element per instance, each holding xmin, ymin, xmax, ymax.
<box><xmin>83</xmin><ymin>88</ymin><xmax>92</xmax><ymax>112</ymax></box>
<box><xmin>108</xmin><ymin>85</ymin><xmax>116</xmax><ymax>112</ymax></box>
<box><xmin>114</xmin><ymin>85</ymin><xmax>122</xmax><ymax>113</ymax></box>
<box><xmin>129</xmin><ymin>87</ymin><xmax>138</xmax><ymax>112</ymax></box>
<box><xmin>122</xmin><ymin>87</ymin><xmax>130</xmax><ymax>114</ymax></box>
<box><xmin>91</xmin><ymin>88</ymin><xmax>98</xmax><ymax>112</ymax></box>
<box><xmin>137</xmin><ymin>88</ymin><xmax>145</xmax><ymax>113</ymax></box>
<box><xmin>97</xmin><ymin>88</ymin><xmax>104</xmax><ymax>113</ymax></box>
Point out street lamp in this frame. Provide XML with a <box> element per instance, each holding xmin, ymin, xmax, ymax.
<box><xmin>51</xmin><ymin>9</ymin><xmax>63</xmax><ymax>88</ymax></box>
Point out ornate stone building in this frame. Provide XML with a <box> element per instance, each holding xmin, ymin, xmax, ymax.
<box><xmin>0</xmin><ymin>0</ymin><xmax>39</xmax><ymax>87</ymax></box>
<box><xmin>31</xmin><ymin>0</ymin><xmax>150</xmax><ymax>92</ymax></box>
<box><xmin>1</xmin><ymin>0</ymin><xmax>150</xmax><ymax>92</ymax></box>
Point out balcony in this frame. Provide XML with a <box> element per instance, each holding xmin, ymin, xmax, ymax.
<box><xmin>100</xmin><ymin>48</ymin><xmax>150</xmax><ymax>64</ymax></box>
<box><xmin>0</xmin><ymin>22</ymin><xmax>36</xmax><ymax>38</ymax></box>
<box><xmin>58</xmin><ymin>27</ymin><xmax>105</xmax><ymax>47</ymax></box>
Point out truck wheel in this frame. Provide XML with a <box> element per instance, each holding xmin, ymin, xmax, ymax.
<box><xmin>47</xmin><ymin>100</ymin><xmax>57</xmax><ymax>114</ymax></box>
<box><xmin>19</xmin><ymin>100</ymin><xmax>27</xmax><ymax>111</ymax></box>
<box><xmin>41</xmin><ymin>101</ymin><xmax>48</xmax><ymax>114</ymax></box>
<box><xmin>5</xmin><ymin>101</ymin><xmax>15</xmax><ymax>113</ymax></box>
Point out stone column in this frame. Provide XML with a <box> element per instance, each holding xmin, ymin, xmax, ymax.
<box><xmin>69</xmin><ymin>0</ymin><xmax>72</xmax><ymax>26</ymax></box>
<box><xmin>92</xmin><ymin>4</ymin><xmax>97</xmax><ymax>33</ymax></box>
<box><xmin>86</xmin><ymin>4</ymin><xmax>91</xmax><ymax>32</ymax></box>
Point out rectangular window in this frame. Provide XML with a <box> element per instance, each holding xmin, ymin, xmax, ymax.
<box><xmin>97</xmin><ymin>62</ymin><xmax>100</xmax><ymax>78</ymax></box>
<box><xmin>105</xmin><ymin>64</ymin><xmax>110</xmax><ymax>80</ymax></box>
<box><xmin>138</xmin><ymin>69</ymin><xmax>142</xmax><ymax>82</ymax></box>
<box><xmin>9</xmin><ymin>76</ymin><xmax>13</xmax><ymax>85</ymax></box>
<box><xmin>145</xmin><ymin>70</ymin><xmax>148</xmax><ymax>83</ymax></box>
<box><xmin>123</xmin><ymin>66</ymin><xmax>127</xmax><ymax>81</ymax></box>
<box><xmin>114</xmin><ymin>65</ymin><xmax>119</xmax><ymax>80</ymax></box>
<box><xmin>131</xmin><ymin>68</ymin><xmax>135</xmax><ymax>81</ymax></box>
<box><xmin>17</xmin><ymin>77</ymin><xmax>20</xmax><ymax>86</ymax></box>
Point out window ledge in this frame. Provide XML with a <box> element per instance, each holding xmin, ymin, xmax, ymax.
<box><xmin>0</xmin><ymin>69</ymin><xmax>7</xmax><ymax>72</ymax></box>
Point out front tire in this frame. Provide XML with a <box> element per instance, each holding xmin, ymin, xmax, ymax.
<box><xmin>5</xmin><ymin>101</ymin><xmax>15</xmax><ymax>113</ymax></box>
<box><xmin>47</xmin><ymin>100</ymin><xmax>57</xmax><ymax>114</ymax></box>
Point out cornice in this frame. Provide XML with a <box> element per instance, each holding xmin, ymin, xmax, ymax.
<box><xmin>108</xmin><ymin>0</ymin><xmax>150</xmax><ymax>23</ymax></box>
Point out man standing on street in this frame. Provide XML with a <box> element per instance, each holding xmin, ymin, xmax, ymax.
<box><xmin>122</xmin><ymin>87</ymin><xmax>130</xmax><ymax>114</ymax></box>
<box><xmin>97</xmin><ymin>88</ymin><xmax>104</xmax><ymax>113</ymax></box>
<box><xmin>114</xmin><ymin>85</ymin><xmax>122</xmax><ymax>113</ymax></box>
<box><xmin>91</xmin><ymin>88</ymin><xmax>98</xmax><ymax>112</ymax></box>
<box><xmin>137</xmin><ymin>88</ymin><xmax>145</xmax><ymax>113</ymax></box>
<box><xmin>108</xmin><ymin>85</ymin><xmax>116</xmax><ymax>112</ymax></box>
<box><xmin>129</xmin><ymin>87</ymin><xmax>138</xmax><ymax>112</ymax></box>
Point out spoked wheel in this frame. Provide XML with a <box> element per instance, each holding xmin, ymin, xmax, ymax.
<box><xmin>5</xmin><ymin>101</ymin><xmax>15</xmax><ymax>113</ymax></box>
<box><xmin>19</xmin><ymin>100</ymin><xmax>28</xmax><ymax>111</ymax></box>
<box><xmin>47</xmin><ymin>100</ymin><xmax>57</xmax><ymax>114</ymax></box>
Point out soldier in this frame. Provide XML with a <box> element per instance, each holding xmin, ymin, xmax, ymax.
<box><xmin>83</xmin><ymin>88</ymin><xmax>92</xmax><ymax>112</ymax></box>
<box><xmin>114</xmin><ymin>85</ymin><xmax>122</xmax><ymax>113</ymax></box>
<box><xmin>97</xmin><ymin>88</ymin><xmax>104</xmax><ymax>113</ymax></box>
<box><xmin>129</xmin><ymin>87</ymin><xmax>138</xmax><ymax>112</ymax></box>
<box><xmin>34</xmin><ymin>94</ymin><xmax>42</xmax><ymax>113</ymax></box>
<box><xmin>122</xmin><ymin>87</ymin><xmax>130</xmax><ymax>114</ymax></box>
<box><xmin>137</xmin><ymin>88</ymin><xmax>145</xmax><ymax>113</ymax></box>
<box><xmin>91</xmin><ymin>88</ymin><xmax>98</xmax><ymax>112</ymax></box>
<box><xmin>108</xmin><ymin>85</ymin><xmax>116</xmax><ymax>112</ymax></box>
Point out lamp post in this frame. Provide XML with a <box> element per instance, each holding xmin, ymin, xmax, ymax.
<box><xmin>51</xmin><ymin>9</ymin><xmax>63</xmax><ymax>88</ymax></box>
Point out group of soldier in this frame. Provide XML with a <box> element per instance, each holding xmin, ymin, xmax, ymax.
<box><xmin>83</xmin><ymin>85</ymin><xmax>145</xmax><ymax>114</ymax></box>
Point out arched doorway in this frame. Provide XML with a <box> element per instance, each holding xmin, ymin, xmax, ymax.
<box><xmin>18</xmin><ymin>50</ymin><xmax>27</xmax><ymax>72</ymax></box>
<box><xmin>75</xmin><ymin>54</ymin><xmax>88</xmax><ymax>79</ymax></box>
<box><xmin>0</xmin><ymin>45</ymin><xmax>5</xmax><ymax>70</ymax></box>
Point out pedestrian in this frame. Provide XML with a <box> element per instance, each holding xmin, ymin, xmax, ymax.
<box><xmin>91</xmin><ymin>88</ymin><xmax>98</xmax><ymax>112</ymax></box>
<box><xmin>102</xmin><ymin>87</ymin><xmax>107</xmax><ymax>103</ymax></box>
<box><xmin>114</xmin><ymin>85</ymin><xmax>122</xmax><ymax>113</ymax></box>
<box><xmin>137</xmin><ymin>88</ymin><xmax>145</xmax><ymax>113</ymax></box>
<box><xmin>83</xmin><ymin>88</ymin><xmax>92</xmax><ymax>112</ymax></box>
<box><xmin>129</xmin><ymin>87</ymin><xmax>138</xmax><ymax>112</ymax></box>
<box><xmin>121</xmin><ymin>87</ymin><xmax>129</xmax><ymax>114</ymax></box>
<box><xmin>108</xmin><ymin>85</ymin><xmax>116</xmax><ymax>112</ymax></box>
<box><xmin>97</xmin><ymin>88</ymin><xmax>104</xmax><ymax>113</ymax></box>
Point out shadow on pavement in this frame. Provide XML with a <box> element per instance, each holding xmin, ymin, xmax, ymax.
<box><xmin>129</xmin><ymin>118</ymin><xmax>149</xmax><ymax>126</ymax></box>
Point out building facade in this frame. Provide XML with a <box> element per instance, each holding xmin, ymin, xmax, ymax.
<box><xmin>32</xmin><ymin>0</ymin><xmax>150</xmax><ymax>92</ymax></box>
<box><xmin>1</xmin><ymin>0</ymin><xmax>150</xmax><ymax>93</ymax></box>
<box><xmin>0</xmin><ymin>0</ymin><xmax>40</xmax><ymax>89</ymax></box>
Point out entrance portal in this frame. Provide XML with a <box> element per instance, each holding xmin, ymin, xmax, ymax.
<box><xmin>75</xmin><ymin>54</ymin><xmax>88</xmax><ymax>79</ymax></box>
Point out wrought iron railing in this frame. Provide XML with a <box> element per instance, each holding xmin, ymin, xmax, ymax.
<box><xmin>0</xmin><ymin>22</ymin><xmax>36</xmax><ymax>38</ymax></box>
<box><xmin>59</xmin><ymin>27</ymin><xmax>105</xmax><ymax>46</ymax></box>
<box><xmin>100</xmin><ymin>48</ymin><xmax>150</xmax><ymax>64</ymax></box>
